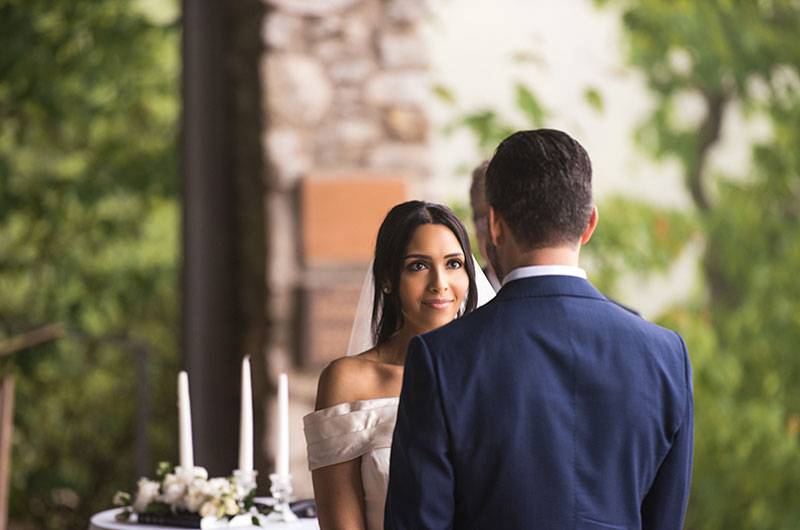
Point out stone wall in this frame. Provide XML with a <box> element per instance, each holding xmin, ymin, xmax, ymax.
<box><xmin>259</xmin><ymin>0</ymin><xmax>432</xmax><ymax>495</ymax></box>
<box><xmin>261</xmin><ymin>0</ymin><xmax>432</xmax><ymax>370</ymax></box>
<box><xmin>262</xmin><ymin>0</ymin><xmax>430</xmax><ymax>184</ymax></box>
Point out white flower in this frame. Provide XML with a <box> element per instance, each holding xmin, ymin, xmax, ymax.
<box><xmin>223</xmin><ymin>496</ymin><xmax>239</xmax><ymax>516</ymax></box>
<box><xmin>185</xmin><ymin>482</ymin><xmax>209</xmax><ymax>513</ymax></box>
<box><xmin>199</xmin><ymin>500</ymin><xmax>219</xmax><ymax>518</ymax></box>
<box><xmin>133</xmin><ymin>479</ymin><xmax>161</xmax><ymax>512</ymax></box>
<box><xmin>231</xmin><ymin>482</ymin><xmax>248</xmax><ymax>501</ymax></box>
<box><xmin>203</xmin><ymin>477</ymin><xmax>232</xmax><ymax>498</ymax></box>
<box><xmin>159</xmin><ymin>473</ymin><xmax>188</xmax><ymax>509</ymax></box>
<box><xmin>112</xmin><ymin>491</ymin><xmax>131</xmax><ymax>507</ymax></box>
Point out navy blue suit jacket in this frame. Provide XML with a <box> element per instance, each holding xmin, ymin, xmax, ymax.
<box><xmin>385</xmin><ymin>276</ymin><xmax>693</xmax><ymax>530</ymax></box>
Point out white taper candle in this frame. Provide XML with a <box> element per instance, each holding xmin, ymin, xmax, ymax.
<box><xmin>239</xmin><ymin>356</ymin><xmax>254</xmax><ymax>472</ymax></box>
<box><xmin>276</xmin><ymin>372</ymin><xmax>289</xmax><ymax>477</ymax></box>
<box><xmin>177</xmin><ymin>371</ymin><xmax>194</xmax><ymax>470</ymax></box>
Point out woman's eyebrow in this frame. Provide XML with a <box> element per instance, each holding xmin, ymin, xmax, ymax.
<box><xmin>404</xmin><ymin>252</ymin><xmax>464</xmax><ymax>260</ymax></box>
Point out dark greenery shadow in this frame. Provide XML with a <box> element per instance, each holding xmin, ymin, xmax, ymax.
<box><xmin>0</xmin><ymin>1</ymin><xmax>180</xmax><ymax>528</ymax></box>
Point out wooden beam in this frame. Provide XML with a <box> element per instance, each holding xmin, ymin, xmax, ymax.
<box><xmin>0</xmin><ymin>323</ymin><xmax>66</xmax><ymax>358</ymax></box>
<box><xmin>181</xmin><ymin>0</ymin><xmax>239</xmax><ymax>476</ymax></box>
<box><xmin>0</xmin><ymin>374</ymin><xmax>15</xmax><ymax>530</ymax></box>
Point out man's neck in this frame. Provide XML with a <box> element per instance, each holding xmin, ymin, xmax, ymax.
<box><xmin>506</xmin><ymin>246</ymin><xmax>580</xmax><ymax>270</ymax></box>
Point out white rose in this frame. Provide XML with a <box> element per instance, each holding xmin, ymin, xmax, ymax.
<box><xmin>223</xmin><ymin>496</ymin><xmax>239</xmax><ymax>516</ymax></box>
<box><xmin>232</xmin><ymin>482</ymin><xmax>248</xmax><ymax>501</ymax></box>
<box><xmin>133</xmin><ymin>479</ymin><xmax>160</xmax><ymax>512</ymax></box>
<box><xmin>204</xmin><ymin>478</ymin><xmax>232</xmax><ymax>497</ymax></box>
<box><xmin>159</xmin><ymin>473</ymin><xmax>188</xmax><ymax>509</ymax></box>
<box><xmin>185</xmin><ymin>483</ymin><xmax>208</xmax><ymax>513</ymax></box>
<box><xmin>113</xmin><ymin>491</ymin><xmax>131</xmax><ymax>507</ymax></box>
<box><xmin>199</xmin><ymin>500</ymin><xmax>219</xmax><ymax>518</ymax></box>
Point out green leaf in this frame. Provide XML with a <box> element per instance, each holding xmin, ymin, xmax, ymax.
<box><xmin>514</xmin><ymin>82</ymin><xmax>546</xmax><ymax>127</ymax></box>
<box><xmin>584</xmin><ymin>87</ymin><xmax>604</xmax><ymax>113</ymax></box>
<box><xmin>432</xmin><ymin>83</ymin><xmax>457</xmax><ymax>105</ymax></box>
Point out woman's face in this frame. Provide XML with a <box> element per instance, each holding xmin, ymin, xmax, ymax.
<box><xmin>396</xmin><ymin>223</ymin><xmax>470</xmax><ymax>335</ymax></box>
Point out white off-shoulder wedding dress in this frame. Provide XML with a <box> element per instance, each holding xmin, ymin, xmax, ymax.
<box><xmin>303</xmin><ymin>397</ymin><xmax>398</xmax><ymax>530</ymax></box>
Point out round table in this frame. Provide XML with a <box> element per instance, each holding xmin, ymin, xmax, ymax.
<box><xmin>89</xmin><ymin>508</ymin><xmax>319</xmax><ymax>530</ymax></box>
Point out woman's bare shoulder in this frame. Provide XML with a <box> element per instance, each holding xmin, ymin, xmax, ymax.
<box><xmin>314</xmin><ymin>351</ymin><xmax>389</xmax><ymax>410</ymax></box>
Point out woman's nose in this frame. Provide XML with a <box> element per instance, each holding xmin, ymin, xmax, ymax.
<box><xmin>428</xmin><ymin>267</ymin><xmax>449</xmax><ymax>292</ymax></box>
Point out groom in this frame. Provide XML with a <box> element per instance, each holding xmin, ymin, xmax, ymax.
<box><xmin>385</xmin><ymin>129</ymin><xmax>693</xmax><ymax>529</ymax></box>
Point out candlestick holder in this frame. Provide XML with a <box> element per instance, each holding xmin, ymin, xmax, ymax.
<box><xmin>174</xmin><ymin>465</ymin><xmax>208</xmax><ymax>481</ymax></box>
<box><xmin>268</xmin><ymin>473</ymin><xmax>298</xmax><ymax>522</ymax></box>
<box><xmin>233</xmin><ymin>469</ymin><xmax>258</xmax><ymax>497</ymax></box>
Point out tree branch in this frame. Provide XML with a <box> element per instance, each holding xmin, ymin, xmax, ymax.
<box><xmin>0</xmin><ymin>323</ymin><xmax>66</xmax><ymax>358</ymax></box>
<box><xmin>687</xmin><ymin>90</ymin><xmax>728</xmax><ymax>212</ymax></box>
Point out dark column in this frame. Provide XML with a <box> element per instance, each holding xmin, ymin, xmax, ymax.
<box><xmin>181</xmin><ymin>0</ymin><xmax>238</xmax><ymax>476</ymax></box>
<box><xmin>227</xmin><ymin>0</ymin><xmax>270</xmax><ymax>487</ymax></box>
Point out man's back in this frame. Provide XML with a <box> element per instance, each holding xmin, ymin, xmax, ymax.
<box><xmin>385</xmin><ymin>275</ymin><xmax>693</xmax><ymax>529</ymax></box>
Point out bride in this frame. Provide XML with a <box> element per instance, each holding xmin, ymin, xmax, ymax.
<box><xmin>303</xmin><ymin>201</ymin><xmax>495</xmax><ymax>530</ymax></box>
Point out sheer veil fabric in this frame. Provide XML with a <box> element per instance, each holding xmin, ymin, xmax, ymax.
<box><xmin>345</xmin><ymin>257</ymin><xmax>497</xmax><ymax>356</ymax></box>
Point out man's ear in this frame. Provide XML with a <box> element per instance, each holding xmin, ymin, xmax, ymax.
<box><xmin>580</xmin><ymin>205</ymin><xmax>598</xmax><ymax>245</ymax></box>
<box><xmin>489</xmin><ymin>207</ymin><xmax>503</xmax><ymax>246</ymax></box>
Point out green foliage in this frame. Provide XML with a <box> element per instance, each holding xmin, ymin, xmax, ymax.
<box><xmin>583</xmin><ymin>196</ymin><xmax>697</xmax><ymax>294</ymax></box>
<box><xmin>514</xmin><ymin>83</ymin><xmax>547</xmax><ymax>127</ymax></box>
<box><xmin>437</xmin><ymin>63</ymin><xmax>696</xmax><ymax>292</ymax></box>
<box><xmin>445</xmin><ymin>1</ymin><xmax>800</xmax><ymax>527</ymax></box>
<box><xmin>595</xmin><ymin>0</ymin><xmax>800</xmax><ymax>527</ymax></box>
<box><xmin>583</xmin><ymin>87</ymin><xmax>604</xmax><ymax>113</ymax></box>
<box><xmin>436</xmin><ymin>80</ymin><xmax>536</xmax><ymax>157</ymax></box>
<box><xmin>0</xmin><ymin>1</ymin><xmax>180</xmax><ymax>528</ymax></box>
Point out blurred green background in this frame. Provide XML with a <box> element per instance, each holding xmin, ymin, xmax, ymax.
<box><xmin>1</xmin><ymin>0</ymin><xmax>799</xmax><ymax>528</ymax></box>
<box><xmin>0</xmin><ymin>1</ymin><xmax>180</xmax><ymax>528</ymax></box>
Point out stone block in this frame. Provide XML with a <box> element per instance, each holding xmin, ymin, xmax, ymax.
<box><xmin>308</xmin><ymin>15</ymin><xmax>343</xmax><ymax>40</ymax></box>
<box><xmin>263</xmin><ymin>53</ymin><xmax>333</xmax><ymax>127</ymax></box>
<box><xmin>266</xmin><ymin>191</ymin><xmax>299</xmax><ymax>287</ymax></box>
<box><xmin>261</xmin><ymin>12</ymin><xmax>305</xmax><ymax>50</ymax></box>
<box><xmin>264</xmin><ymin>128</ymin><xmax>312</xmax><ymax>188</ymax></box>
<box><xmin>366</xmin><ymin>71</ymin><xmax>430</xmax><ymax>108</ymax></box>
<box><xmin>384</xmin><ymin>107</ymin><xmax>427</xmax><ymax>141</ymax></box>
<box><xmin>265</xmin><ymin>0</ymin><xmax>362</xmax><ymax>17</ymax></box>
<box><xmin>298</xmin><ymin>280</ymin><xmax>362</xmax><ymax>366</ymax></box>
<box><xmin>314</xmin><ymin>119</ymin><xmax>380</xmax><ymax>167</ymax></box>
<box><xmin>329</xmin><ymin>58</ymin><xmax>375</xmax><ymax>84</ymax></box>
<box><xmin>368</xmin><ymin>142</ymin><xmax>430</xmax><ymax>177</ymax></box>
<box><xmin>380</xmin><ymin>30</ymin><xmax>428</xmax><ymax>68</ymax></box>
<box><xmin>385</xmin><ymin>0</ymin><xmax>426</xmax><ymax>26</ymax></box>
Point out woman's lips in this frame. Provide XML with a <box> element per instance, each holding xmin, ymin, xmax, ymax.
<box><xmin>422</xmin><ymin>299</ymin><xmax>454</xmax><ymax>310</ymax></box>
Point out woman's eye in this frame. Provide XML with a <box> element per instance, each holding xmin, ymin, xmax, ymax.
<box><xmin>447</xmin><ymin>259</ymin><xmax>464</xmax><ymax>269</ymax></box>
<box><xmin>406</xmin><ymin>261</ymin><xmax>428</xmax><ymax>272</ymax></box>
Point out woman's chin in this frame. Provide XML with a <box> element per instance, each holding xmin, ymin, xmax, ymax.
<box><xmin>419</xmin><ymin>314</ymin><xmax>459</xmax><ymax>333</ymax></box>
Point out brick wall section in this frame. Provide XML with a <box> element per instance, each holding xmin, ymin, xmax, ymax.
<box><xmin>301</xmin><ymin>175</ymin><xmax>407</xmax><ymax>265</ymax></box>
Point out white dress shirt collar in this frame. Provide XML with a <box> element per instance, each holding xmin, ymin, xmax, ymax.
<box><xmin>501</xmin><ymin>265</ymin><xmax>588</xmax><ymax>286</ymax></box>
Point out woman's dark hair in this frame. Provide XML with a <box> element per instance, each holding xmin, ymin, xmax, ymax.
<box><xmin>371</xmin><ymin>201</ymin><xmax>478</xmax><ymax>346</ymax></box>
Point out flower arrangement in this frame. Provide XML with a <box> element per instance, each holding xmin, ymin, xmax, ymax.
<box><xmin>113</xmin><ymin>462</ymin><xmax>269</xmax><ymax>528</ymax></box>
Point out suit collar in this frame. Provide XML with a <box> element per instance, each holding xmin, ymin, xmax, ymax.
<box><xmin>502</xmin><ymin>265</ymin><xmax>587</xmax><ymax>286</ymax></box>
<box><xmin>493</xmin><ymin>274</ymin><xmax>607</xmax><ymax>302</ymax></box>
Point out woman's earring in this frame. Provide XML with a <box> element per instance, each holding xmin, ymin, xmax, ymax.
<box><xmin>382</xmin><ymin>286</ymin><xmax>391</xmax><ymax>294</ymax></box>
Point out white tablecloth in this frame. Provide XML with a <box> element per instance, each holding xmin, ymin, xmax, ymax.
<box><xmin>89</xmin><ymin>508</ymin><xmax>319</xmax><ymax>530</ymax></box>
